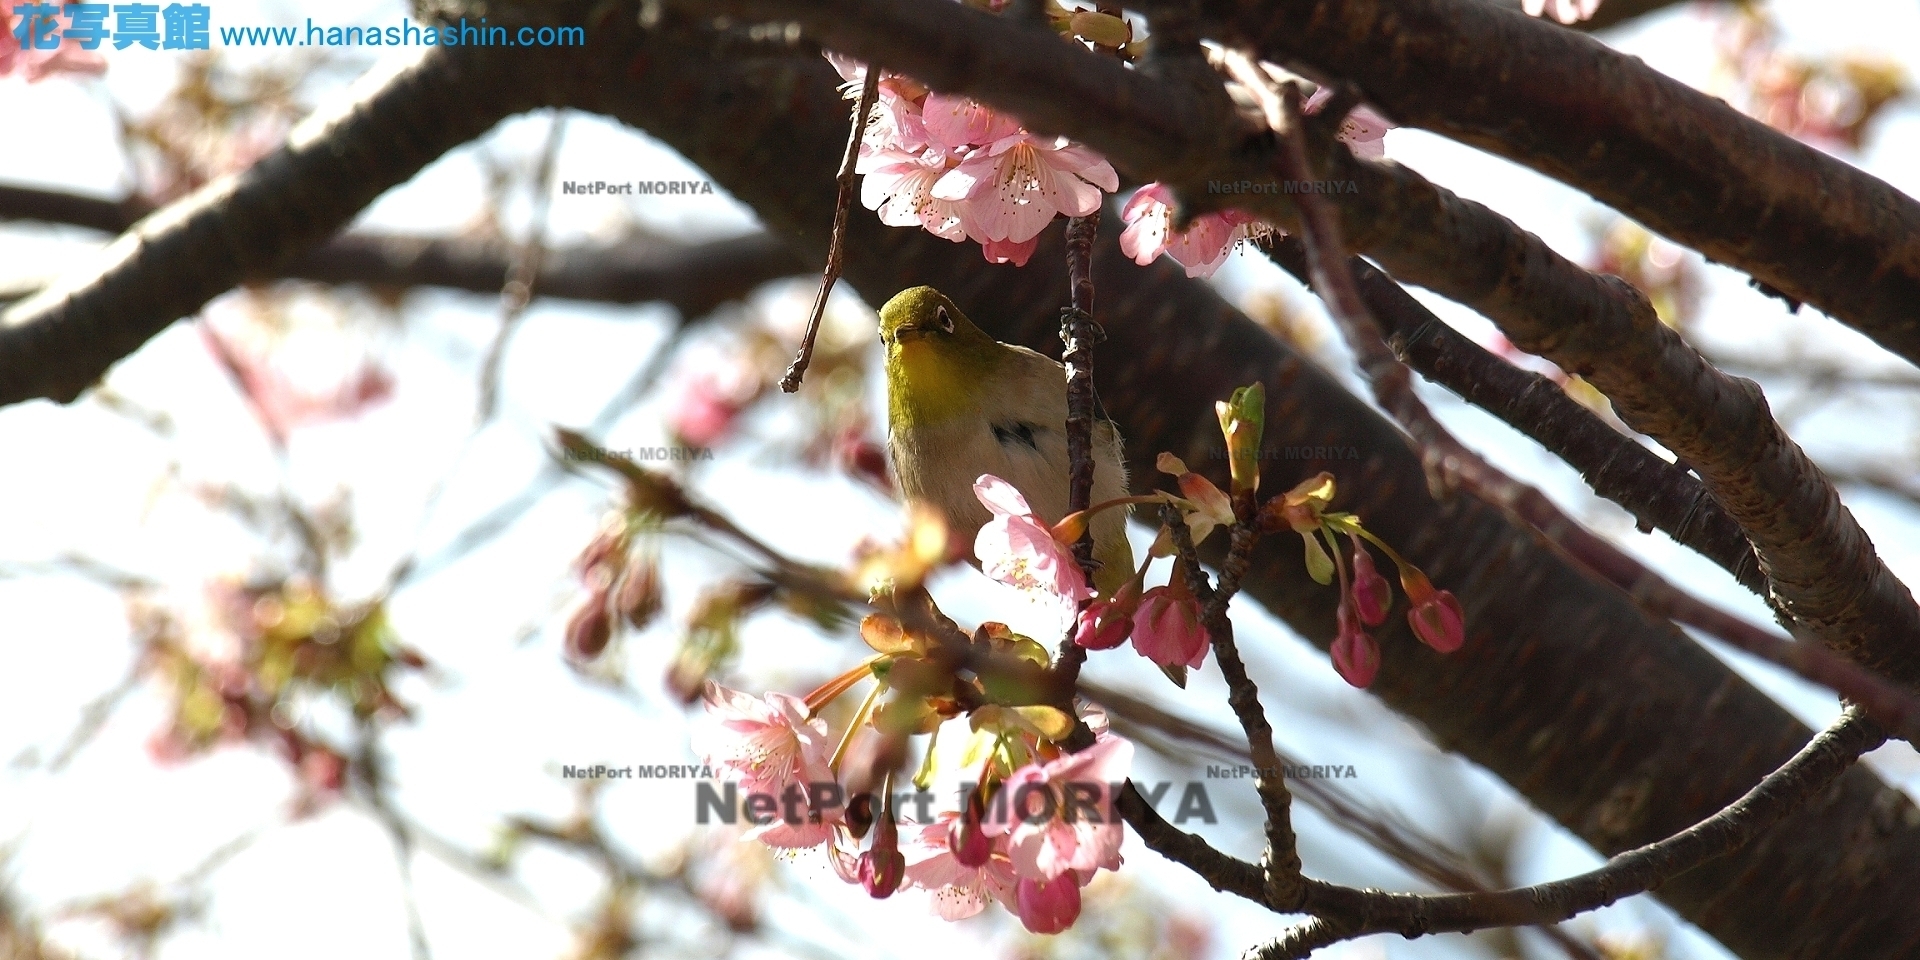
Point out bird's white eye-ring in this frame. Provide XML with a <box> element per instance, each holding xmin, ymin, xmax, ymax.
<box><xmin>936</xmin><ymin>305</ymin><xmax>954</xmax><ymax>334</ymax></box>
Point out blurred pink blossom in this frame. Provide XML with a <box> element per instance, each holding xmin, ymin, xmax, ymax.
<box><xmin>0</xmin><ymin>0</ymin><xmax>107</xmax><ymax>81</ymax></box>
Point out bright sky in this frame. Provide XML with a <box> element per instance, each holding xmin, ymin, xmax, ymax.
<box><xmin>4</xmin><ymin>1</ymin><xmax>1920</xmax><ymax>959</ymax></box>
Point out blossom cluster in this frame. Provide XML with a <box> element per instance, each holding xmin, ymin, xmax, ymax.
<box><xmin>971</xmin><ymin>382</ymin><xmax>1464</xmax><ymax>688</ymax></box>
<box><xmin>693</xmin><ymin>679</ymin><xmax>1131</xmax><ymax>934</ymax></box>
<box><xmin>833</xmin><ymin>55</ymin><xmax>1119</xmax><ymax>267</ymax></box>
<box><xmin>1118</xmin><ymin>89</ymin><xmax>1392</xmax><ymax>279</ymax></box>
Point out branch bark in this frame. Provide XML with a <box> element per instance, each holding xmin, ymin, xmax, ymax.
<box><xmin>1153</xmin><ymin>0</ymin><xmax>1920</xmax><ymax>370</ymax></box>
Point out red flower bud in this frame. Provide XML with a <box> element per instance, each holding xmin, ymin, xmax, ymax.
<box><xmin>1330</xmin><ymin>602</ymin><xmax>1380</xmax><ymax>688</ymax></box>
<box><xmin>1400</xmin><ymin>567</ymin><xmax>1465</xmax><ymax>653</ymax></box>
<box><xmin>861</xmin><ymin>814</ymin><xmax>905</xmax><ymax>899</ymax></box>
<box><xmin>948</xmin><ymin>805</ymin><xmax>993</xmax><ymax>868</ymax></box>
<box><xmin>564</xmin><ymin>586</ymin><xmax>614</xmax><ymax>661</ymax></box>
<box><xmin>1348</xmin><ymin>536</ymin><xmax>1390</xmax><ymax>627</ymax></box>
<box><xmin>1014</xmin><ymin>872</ymin><xmax>1083</xmax><ymax>934</ymax></box>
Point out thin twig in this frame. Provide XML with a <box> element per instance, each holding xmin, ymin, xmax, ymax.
<box><xmin>1161</xmin><ymin>504</ymin><xmax>1303</xmax><ymax>907</ymax></box>
<box><xmin>478</xmin><ymin>111</ymin><xmax>570</xmax><ymax>423</ymax></box>
<box><xmin>779</xmin><ymin>67</ymin><xmax>879</xmax><ymax>393</ymax></box>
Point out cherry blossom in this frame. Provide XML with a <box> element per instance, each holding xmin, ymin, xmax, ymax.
<box><xmin>0</xmin><ymin>0</ymin><xmax>107</xmax><ymax>81</ymax></box>
<box><xmin>691</xmin><ymin>683</ymin><xmax>841</xmax><ymax>847</ymax></box>
<box><xmin>832</xmin><ymin>55</ymin><xmax>1117</xmax><ymax>267</ymax></box>
<box><xmin>973</xmin><ymin>474</ymin><xmax>1091</xmax><ymax>604</ymax></box>
<box><xmin>903</xmin><ymin>814</ymin><xmax>1019</xmax><ymax>920</ymax></box>
<box><xmin>992</xmin><ymin>732</ymin><xmax>1131</xmax><ymax>882</ymax></box>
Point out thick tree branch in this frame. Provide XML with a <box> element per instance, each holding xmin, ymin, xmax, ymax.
<box><xmin>0</xmin><ymin>41</ymin><xmax>578</xmax><ymax>405</ymax></box>
<box><xmin>1252</xmin><ymin>709</ymin><xmax>1886</xmax><ymax>957</ymax></box>
<box><xmin>1153</xmin><ymin>0</ymin><xmax>1920</xmax><ymax>371</ymax></box>
<box><xmin>1260</xmin><ymin>239</ymin><xmax>1920</xmax><ymax>746</ymax></box>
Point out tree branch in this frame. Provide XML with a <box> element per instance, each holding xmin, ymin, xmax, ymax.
<box><xmin>1251</xmin><ymin>708</ymin><xmax>1886</xmax><ymax>957</ymax></box>
<box><xmin>1153</xmin><ymin>0</ymin><xmax>1920</xmax><ymax>370</ymax></box>
<box><xmin>0</xmin><ymin>40</ymin><xmax>579</xmax><ymax>405</ymax></box>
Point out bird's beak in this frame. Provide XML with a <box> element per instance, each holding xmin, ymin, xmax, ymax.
<box><xmin>889</xmin><ymin>324</ymin><xmax>933</xmax><ymax>344</ymax></box>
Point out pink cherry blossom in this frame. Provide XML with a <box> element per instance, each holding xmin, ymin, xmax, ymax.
<box><xmin>937</xmin><ymin>135</ymin><xmax>1118</xmax><ymax>246</ymax></box>
<box><xmin>0</xmin><ymin>0</ymin><xmax>107</xmax><ymax>81</ymax></box>
<box><xmin>859</xmin><ymin>150</ymin><xmax>969</xmax><ymax>241</ymax></box>
<box><xmin>973</xmin><ymin>474</ymin><xmax>1091</xmax><ymax>604</ymax></box>
<box><xmin>199</xmin><ymin>322</ymin><xmax>394</xmax><ymax>444</ymax></box>
<box><xmin>903</xmin><ymin>814</ymin><xmax>1019</xmax><ymax>920</ymax></box>
<box><xmin>691</xmin><ymin>683</ymin><xmax>840</xmax><ymax>847</ymax></box>
<box><xmin>1130</xmin><ymin>583</ymin><xmax>1209</xmax><ymax>670</ymax></box>
<box><xmin>669</xmin><ymin>369</ymin><xmax>756</xmax><ymax>448</ymax></box>
<box><xmin>921</xmin><ymin>92</ymin><xmax>1021</xmax><ymax>154</ymax></box>
<box><xmin>1522</xmin><ymin>0</ymin><xmax>1602</xmax><ymax>25</ymax></box>
<box><xmin>1304</xmin><ymin>87</ymin><xmax>1392</xmax><ymax>161</ymax></box>
<box><xmin>830</xmin><ymin>54</ymin><xmax>1117</xmax><ymax>267</ymax></box>
<box><xmin>993</xmin><ymin>733</ymin><xmax>1131</xmax><ymax>882</ymax></box>
<box><xmin>1119</xmin><ymin>183</ymin><xmax>1271</xmax><ymax>279</ymax></box>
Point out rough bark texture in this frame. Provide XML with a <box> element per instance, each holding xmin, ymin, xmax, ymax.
<box><xmin>573</xmin><ymin>20</ymin><xmax>1920</xmax><ymax>960</ymax></box>
<box><xmin>1164</xmin><ymin>0</ymin><xmax>1920</xmax><ymax>368</ymax></box>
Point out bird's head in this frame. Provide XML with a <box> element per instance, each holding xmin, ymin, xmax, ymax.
<box><xmin>878</xmin><ymin>286</ymin><xmax>1001</xmax><ymax>425</ymax></box>
<box><xmin>879</xmin><ymin>286</ymin><xmax>995</xmax><ymax>354</ymax></box>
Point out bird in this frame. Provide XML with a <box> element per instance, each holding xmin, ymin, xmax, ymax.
<box><xmin>878</xmin><ymin>285</ymin><xmax>1135</xmax><ymax>598</ymax></box>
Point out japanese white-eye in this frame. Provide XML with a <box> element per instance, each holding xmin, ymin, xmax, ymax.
<box><xmin>879</xmin><ymin>286</ymin><xmax>1134</xmax><ymax>596</ymax></box>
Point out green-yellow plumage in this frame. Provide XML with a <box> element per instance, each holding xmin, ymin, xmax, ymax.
<box><xmin>879</xmin><ymin>286</ymin><xmax>1134</xmax><ymax>596</ymax></box>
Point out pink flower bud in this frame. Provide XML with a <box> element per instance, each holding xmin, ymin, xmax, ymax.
<box><xmin>1330</xmin><ymin>603</ymin><xmax>1380</xmax><ymax>688</ymax></box>
<box><xmin>1130</xmin><ymin>581</ymin><xmax>1208</xmax><ymax>670</ymax></box>
<box><xmin>1409</xmin><ymin>590</ymin><xmax>1466</xmax><ymax>653</ymax></box>
<box><xmin>861</xmin><ymin>815</ymin><xmax>906</xmax><ymax>899</ymax></box>
<box><xmin>564</xmin><ymin>586</ymin><xmax>614</xmax><ymax>661</ymax></box>
<box><xmin>1400</xmin><ymin>567</ymin><xmax>1465</xmax><ymax>653</ymax></box>
<box><xmin>1015</xmin><ymin>872</ymin><xmax>1083</xmax><ymax>934</ymax></box>
<box><xmin>1074</xmin><ymin>577</ymin><xmax>1141</xmax><ymax>651</ymax></box>
<box><xmin>1348</xmin><ymin>536</ymin><xmax>1390</xmax><ymax>627</ymax></box>
<box><xmin>948</xmin><ymin>803</ymin><xmax>993</xmax><ymax>868</ymax></box>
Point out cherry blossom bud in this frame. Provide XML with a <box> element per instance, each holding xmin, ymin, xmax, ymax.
<box><xmin>861</xmin><ymin>814</ymin><xmax>906</xmax><ymax>899</ymax></box>
<box><xmin>1348</xmin><ymin>535</ymin><xmax>1390</xmax><ymax>627</ymax></box>
<box><xmin>1400</xmin><ymin>568</ymin><xmax>1466</xmax><ymax>653</ymax></box>
<box><xmin>1015</xmin><ymin>872</ymin><xmax>1083</xmax><ymax>934</ymax></box>
<box><xmin>1131</xmin><ymin>578</ymin><xmax>1208</xmax><ymax>670</ymax></box>
<box><xmin>1073</xmin><ymin>576</ymin><xmax>1141</xmax><ymax>651</ymax></box>
<box><xmin>565</xmin><ymin>585</ymin><xmax>614</xmax><ymax>661</ymax></box>
<box><xmin>1330</xmin><ymin>602</ymin><xmax>1381</xmax><ymax>688</ymax></box>
<box><xmin>948</xmin><ymin>802</ymin><xmax>994</xmax><ymax>868</ymax></box>
<box><xmin>616</xmin><ymin>554</ymin><xmax>663</xmax><ymax>630</ymax></box>
<box><xmin>572</xmin><ymin>524</ymin><xmax>626</xmax><ymax>580</ymax></box>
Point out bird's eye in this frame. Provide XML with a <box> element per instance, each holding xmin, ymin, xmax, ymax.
<box><xmin>936</xmin><ymin>305</ymin><xmax>954</xmax><ymax>334</ymax></box>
